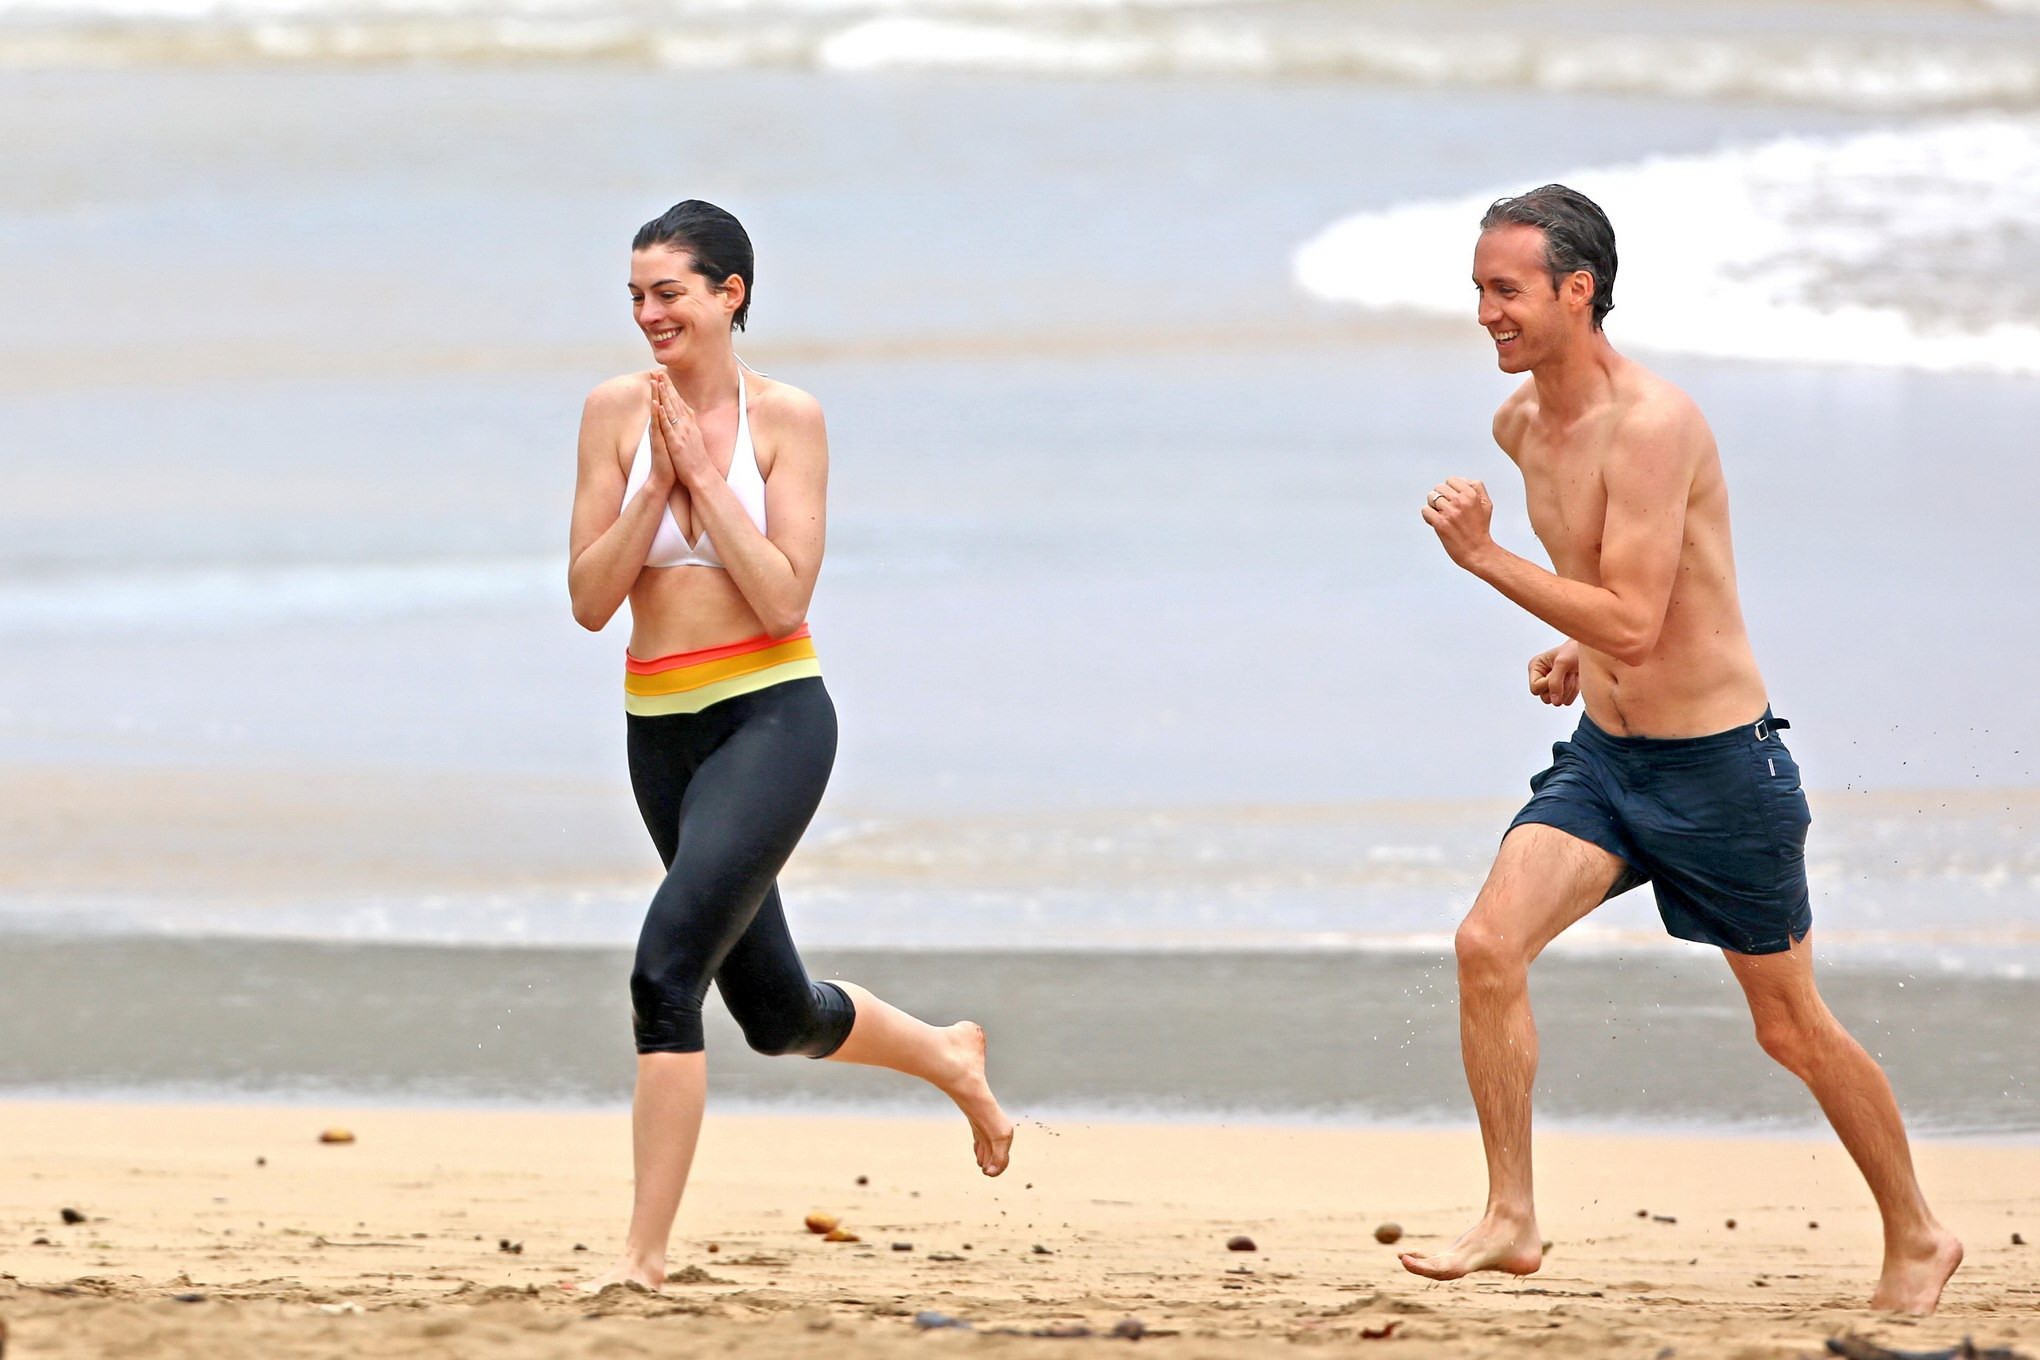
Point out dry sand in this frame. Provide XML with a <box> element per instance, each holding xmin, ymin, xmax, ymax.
<box><xmin>0</xmin><ymin>1101</ymin><xmax>2033</xmax><ymax>1358</ymax></box>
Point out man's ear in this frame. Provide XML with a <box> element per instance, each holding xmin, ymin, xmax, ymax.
<box><xmin>1565</xmin><ymin>268</ymin><xmax>1595</xmax><ymax>314</ymax></box>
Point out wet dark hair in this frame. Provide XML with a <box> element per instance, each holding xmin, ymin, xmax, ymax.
<box><xmin>1480</xmin><ymin>184</ymin><xmax>1616</xmax><ymax>330</ymax></box>
<box><xmin>633</xmin><ymin>199</ymin><xmax>755</xmax><ymax>332</ymax></box>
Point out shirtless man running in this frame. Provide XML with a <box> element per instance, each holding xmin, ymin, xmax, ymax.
<box><xmin>1405</xmin><ymin>184</ymin><xmax>1962</xmax><ymax>1314</ymax></box>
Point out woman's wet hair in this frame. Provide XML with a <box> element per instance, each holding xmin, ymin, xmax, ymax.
<box><xmin>634</xmin><ymin>200</ymin><xmax>755</xmax><ymax>332</ymax></box>
<box><xmin>1480</xmin><ymin>184</ymin><xmax>1617</xmax><ymax>330</ymax></box>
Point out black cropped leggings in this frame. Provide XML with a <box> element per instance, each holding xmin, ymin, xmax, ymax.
<box><xmin>625</xmin><ymin>676</ymin><xmax>856</xmax><ymax>1057</ymax></box>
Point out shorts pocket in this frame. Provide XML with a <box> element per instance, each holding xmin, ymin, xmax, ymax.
<box><xmin>1752</xmin><ymin>741</ymin><xmax>1812</xmax><ymax>853</ymax></box>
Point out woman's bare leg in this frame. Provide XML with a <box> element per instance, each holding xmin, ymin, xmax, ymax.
<box><xmin>577</xmin><ymin>1052</ymin><xmax>705</xmax><ymax>1291</ymax></box>
<box><xmin>825</xmin><ymin>981</ymin><xmax>1014</xmax><ymax>1176</ymax></box>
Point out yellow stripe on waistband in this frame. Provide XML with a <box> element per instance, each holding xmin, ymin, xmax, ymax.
<box><xmin>623</xmin><ymin>658</ymin><xmax>824</xmax><ymax>717</ymax></box>
<box><xmin>623</xmin><ymin>636</ymin><xmax>820</xmax><ymax>698</ymax></box>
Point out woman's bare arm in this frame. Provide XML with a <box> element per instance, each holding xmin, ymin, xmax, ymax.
<box><xmin>568</xmin><ymin>376</ymin><xmax>669</xmax><ymax>631</ymax></box>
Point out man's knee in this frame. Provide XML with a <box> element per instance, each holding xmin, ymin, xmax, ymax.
<box><xmin>1751</xmin><ymin>1007</ymin><xmax>1826</xmax><ymax>1075</ymax></box>
<box><xmin>1455</xmin><ymin>913</ymin><xmax>1530</xmax><ymax>985</ymax></box>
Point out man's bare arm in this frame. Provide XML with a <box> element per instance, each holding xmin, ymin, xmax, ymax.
<box><xmin>1424</xmin><ymin>407</ymin><xmax>1696</xmax><ymax>666</ymax></box>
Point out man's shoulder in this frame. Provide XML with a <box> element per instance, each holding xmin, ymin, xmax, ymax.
<box><xmin>1606</xmin><ymin>365</ymin><xmax>1714</xmax><ymax>489</ymax></box>
<box><xmin>1490</xmin><ymin>381</ymin><xmax>1536</xmax><ymax>457</ymax></box>
<box><xmin>1612</xmin><ymin>363</ymin><xmax>1708</xmax><ymax>447</ymax></box>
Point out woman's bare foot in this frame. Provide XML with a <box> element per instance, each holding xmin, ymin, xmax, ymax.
<box><xmin>1869</xmin><ymin>1226</ymin><xmax>1963</xmax><ymax>1315</ymax></box>
<box><xmin>568</xmin><ymin>1256</ymin><xmax>664</xmax><ymax>1294</ymax></box>
<box><xmin>941</xmin><ymin>1022</ymin><xmax>1014</xmax><ymax>1176</ymax></box>
<box><xmin>1399</xmin><ymin>1209</ymin><xmax>1543</xmax><ymax>1281</ymax></box>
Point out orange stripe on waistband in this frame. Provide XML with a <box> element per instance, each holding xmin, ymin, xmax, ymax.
<box><xmin>624</xmin><ymin>637</ymin><xmax>817</xmax><ymax>697</ymax></box>
<box><xmin>626</xmin><ymin>625</ymin><xmax>812</xmax><ymax>675</ymax></box>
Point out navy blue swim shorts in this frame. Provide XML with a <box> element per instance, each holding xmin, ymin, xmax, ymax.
<box><xmin>1506</xmin><ymin>709</ymin><xmax>1813</xmax><ymax>955</ymax></box>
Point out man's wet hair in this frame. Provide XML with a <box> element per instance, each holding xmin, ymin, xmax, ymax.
<box><xmin>634</xmin><ymin>200</ymin><xmax>755</xmax><ymax>332</ymax></box>
<box><xmin>1480</xmin><ymin>185</ymin><xmax>1616</xmax><ymax>330</ymax></box>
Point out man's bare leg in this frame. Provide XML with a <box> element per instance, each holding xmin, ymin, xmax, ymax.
<box><xmin>1725</xmin><ymin>936</ymin><xmax>1962</xmax><ymax>1314</ymax></box>
<box><xmin>825</xmin><ymin>981</ymin><xmax>1014</xmax><ymax>1176</ymax></box>
<box><xmin>1401</xmin><ymin>824</ymin><xmax>1626</xmax><ymax>1281</ymax></box>
<box><xmin>579</xmin><ymin>1051</ymin><xmax>706</xmax><ymax>1292</ymax></box>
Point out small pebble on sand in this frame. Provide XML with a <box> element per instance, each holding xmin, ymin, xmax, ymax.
<box><xmin>1226</xmin><ymin>1235</ymin><xmax>1257</xmax><ymax>1252</ymax></box>
<box><xmin>804</xmin><ymin>1212</ymin><xmax>840</xmax><ymax>1235</ymax></box>
<box><xmin>823</xmin><ymin>1227</ymin><xmax>860</xmax><ymax>1243</ymax></box>
<box><xmin>1725</xmin><ymin>1219</ymin><xmax>1737</xmax><ymax>1229</ymax></box>
<box><xmin>2013</xmin><ymin>1232</ymin><xmax>2026</xmax><ymax>1246</ymax></box>
<box><xmin>855</xmin><ymin>1175</ymin><xmax>868</xmax><ymax>1186</ymax></box>
<box><xmin>59</xmin><ymin>1209</ymin><xmax>85</xmax><ymax>1226</ymax></box>
<box><xmin>892</xmin><ymin>1242</ymin><xmax>913</xmax><ymax>1252</ymax></box>
<box><xmin>1373</xmin><ymin>1223</ymin><xmax>1402</xmax><ymax>1245</ymax></box>
<box><xmin>318</xmin><ymin>1129</ymin><xmax>355</xmax><ymax>1145</ymax></box>
<box><xmin>497</xmin><ymin>1240</ymin><xmax>522</xmax><ymax>1255</ymax></box>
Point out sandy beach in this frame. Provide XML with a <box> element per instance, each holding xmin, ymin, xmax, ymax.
<box><xmin>4</xmin><ymin>15</ymin><xmax>2038</xmax><ymax>1360</ymax></box>
<box><xmin>0</xmin><ymin>1102</ymin><xmax>2032</xmax><ymax>1358</ymax></box>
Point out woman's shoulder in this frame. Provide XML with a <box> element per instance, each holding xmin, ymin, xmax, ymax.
<box><xmin>583</xmin><ymin>370</ymin><xmax>658</xmax><ymax>423</ymax></box>
<box><xmin>746</xmin><ymin>371</ymin><xmax>825</xmax><ymax>437</ymax></box>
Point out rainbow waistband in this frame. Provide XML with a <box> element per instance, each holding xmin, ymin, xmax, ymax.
<box><xmin>624</xmin><ymin>627</ymin><xmax>821</xmax><ymax>717</ymax></box>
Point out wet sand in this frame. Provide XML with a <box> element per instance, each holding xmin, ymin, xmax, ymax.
<box><xmin>0</xmin><ymin>1101</ymin><xmax>2033</xmax><ymax>1358</ymax></box>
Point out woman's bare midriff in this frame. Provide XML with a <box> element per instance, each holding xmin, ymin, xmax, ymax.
<box><xmin>626</xmin><ymin>564</ymin><xmax>770</xmax><ymax>660</ymax></box>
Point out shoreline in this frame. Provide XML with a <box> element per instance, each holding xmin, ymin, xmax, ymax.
<box><xmin>5</xmin><ymin>935</ymin><xmax>2034</xmax><ymax>1139</ymax></box>
<box><xmin>2</xmin><ymin>1088</ymin><xmax>2038</xmax><ymax>1149</ymax></box>
<box><xmin>1</xmin><ymin>1100</ymin><xmax>2033</xmax><ymax>1358</ymax></box>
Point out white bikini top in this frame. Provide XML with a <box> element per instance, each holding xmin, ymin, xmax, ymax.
<box><xmin>622</xmin><ymin>365</ymin><xmax>766</xmax><ymax>569</ymax></box>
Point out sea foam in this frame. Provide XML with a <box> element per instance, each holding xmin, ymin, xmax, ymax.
<box><xmin>1293</xmin><ymin>117</ymin><xmax>2040</xmax><ymax>376</ymax></box>
<box><xmin>2</xmin><ymin>1</ymin><xmax>2036</xmax><ymax>116</ymax></box>
<box><xmin>0</xmin><ymin>558</ymin><xmax>561</xmax><ymax>636</ymax></box>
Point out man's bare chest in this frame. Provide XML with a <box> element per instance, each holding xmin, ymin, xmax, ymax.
<box><xmin>1518</xmin><ymin>439</ymin><xmax>1612</xmax><ymax>576</ymax></box>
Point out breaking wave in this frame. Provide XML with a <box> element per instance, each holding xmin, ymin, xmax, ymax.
<box><xmin>3</xmin><ymin>0</ymin><xmax>2038</xmax><ymax>115</ymax></box>
<box><xmin>1292</xmin><ymin>117</ymin><xmax>2040</xmax><ymax>375</ymax></box>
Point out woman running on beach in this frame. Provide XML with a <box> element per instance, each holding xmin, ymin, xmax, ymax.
<box><xmin>567</xmin><ymin>200</ymin><xmax>1013</xmax><ymax>1291</ymax></box>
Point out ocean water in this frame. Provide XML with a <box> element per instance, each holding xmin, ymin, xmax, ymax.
<box><xmin>1</xmin><ymin>939</ymin><xmax>2032</xmax><ymax>1136</ymax></box>
<box><xmin>0</xmin><ymin>0</ymin><xmax>2035</xmax><ymax>1128</ymax></box>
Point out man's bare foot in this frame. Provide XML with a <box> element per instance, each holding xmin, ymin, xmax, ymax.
<box><xmin>942</xmin><ymin>1021</ymin><xmax>1014</xmax><ymax>1176</ymax></box>
<box><xmin>1869</xmin><ymin>1227</ymin><xmax>1963</xmax><ymax>1315</ymax></box>
<box><xmin>1399</xmin><ymin>1210</ymin><xmax>1543</xmax><ymax>1281</ymax></box>
<box><xmin>568</xmin><ymin>1257</ymin><xmax>664</xmax><ymax>1294</ymax></box>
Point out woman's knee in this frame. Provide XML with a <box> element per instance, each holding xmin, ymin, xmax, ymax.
<box><xmin>629</xmin><ymin>957</ymin><xmax>710</xmax><ymax>1054</ymax></box>
<box><xmin>732</xmin><ymin>982</ymin><xmax>855</xmax><ymax>1059</ymax></box>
